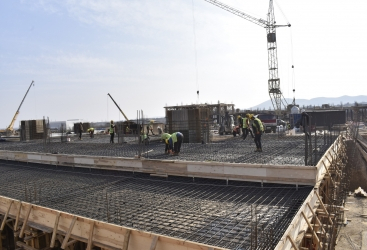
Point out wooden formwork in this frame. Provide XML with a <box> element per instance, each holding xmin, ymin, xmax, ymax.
<box><xmin>0</xmin><ymin>196</ymin><xmax>224</xmax><ymax>250</ymax></box>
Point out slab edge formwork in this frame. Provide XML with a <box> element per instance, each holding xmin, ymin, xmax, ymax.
<box><xmin>0</xmin><ymin>151</ymin><xmax>318</xmax><ymax>185</ymax></box>
<box><xmin>0</xmin><ymin>195</ymin><xmax>225</xmax><ymax>250</ymax></box>
<box><xmin>275</xmin><ymin>135</ymin><xmax>346</xmax><ymax>250</ymax></box>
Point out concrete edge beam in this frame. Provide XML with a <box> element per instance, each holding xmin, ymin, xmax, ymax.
<box><xmin>0</xmin><ymin>150</ymin><xmax>317</xmax><ymax>185</ymax></box>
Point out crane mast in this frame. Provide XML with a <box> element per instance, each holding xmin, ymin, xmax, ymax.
<box><xmin>203</xmin><ymin>0</ymin><xmax>290</xmax><ymax>115</ymax></box>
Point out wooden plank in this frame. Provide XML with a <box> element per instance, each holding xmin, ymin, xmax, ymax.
<box><xmin>0</xmin><ymin>200</ymin><xmax>13</xmax><ymax>231</ymax></box>
<box><xmin>61</xmin><ymin>216</ymin><xmax>77</xmax><ymax>249</ymax></box>
<box><xmin>315</xmin><ymin>191</ymin><xmax>333</xmax><ymax>225</ymax></box>
<box><xmin>16</xmin><ymin>241</ymin><xmax>39</xmax><ymax>250</ymax></box>
<box><xmin>301</xmin><ymin>212</ymin><xmax>322</xmax><ymax>249</ymax></box>
<box><xmin>122</xmin><ymin>229</ymin><xmax>131</xmax><ymax>250</ymax></box>
<box><xmin>14</xmin><ymin>201</ymin><xmax>22</xmax><ymax>231</ymax></box>
<box><xmin>19</xmin><ymin>205</ymin><xmax>32</xmax><ymax>238</ymax></box>
<box><xmin>50</xmin><ymin>212</ymin><xmax>60</xmax><ymax>248</ymax></box>
<box><xmin>86</xmin><ymin>221</ymin><xmax>94</xmax><ymax>250</ymax></box>
<box><xmin>306</xmin><ymin>203</ymin><xmax>325</xmax><ymax>235</ymax></box>
<box><xmin>149</xmin><ymin>235</ymin><xmax>158</xmax><ymax>250</ymax></box>
<box><xmin>65</xmin><ymin>239</ymin><xmax>78</xmax><ymax>248</ymax></box>
<box><xmin>286</xmin><ymin>235</ymin><xmax>298</xmax><ymax>250</ymax></box>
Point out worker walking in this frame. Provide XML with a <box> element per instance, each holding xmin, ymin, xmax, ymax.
<box><xmin>78</xmin><ymin>122</ymin><xmax>83</xmax><ymax>140</ymax></box>
<box><xmin>242</xmin><ymin>114</ymin><xmax>254</xmax><ymax>140</ymax></box>
<box><xmin>161</xmin><ymin>133</ymin><xmax>171</xmax><ymax>154</ymax></box>
<box><xmin>251</xmin><ymin>116</ymin><xmax>264</xmax><ymax>152</ymax></box>
<box><xmin>109</xmin><ymin>120</ymin><xmax>115</xmax><ymax>143</ymax></box>
<box><xmin>168</xmin><ymin>132</ymin><xmax>183</xmax><ymax>156</ymax></box>
<box><xmin>87</xmin><ymin>127</ymin><xmax>95</xmax><ymax>138</ymax></box>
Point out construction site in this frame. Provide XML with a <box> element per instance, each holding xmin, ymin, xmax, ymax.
<box><xmin>1</xmin><ymin>1</ymin><xmax>367</xmax><ymax>250</ymax></box>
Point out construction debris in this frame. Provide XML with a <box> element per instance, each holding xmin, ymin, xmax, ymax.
<box><xmin>354</xmin><ymin>187</ymin><xmax>367</xmax><ymax>197</ymax></box>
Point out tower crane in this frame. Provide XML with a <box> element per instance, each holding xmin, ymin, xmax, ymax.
<box><xmin>203</xmin><ymin>0</ymin><xmax>290</xmax><ymax>115</ymax></box>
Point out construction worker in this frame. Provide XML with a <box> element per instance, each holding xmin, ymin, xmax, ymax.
<box><xmin>109</xmin><ymin>120</ymin><xmax>115</xmax><ymax>143</ymax></box>
<box><xmin>87</xmin><ymin>128</ymin><xmax>94</xmax><ymax>138</ymax></box>
<box><xmin>125</xmin><ymin>126</ymin><xmax>130</xmax><ymax>134</ymax></box>
<box><xmin>242</xmin><ymin>114</ymin><xmax>254</xmax><ymax>140</ymax></box>
<box><xmin>161</xmin><ymin>133</ymin><xmax>171</xmax><ymax>154</ymax></box>
<box><xmin>168</xmin><ymin>132</ymin><xmax>183</xmax><ymax>156</ymax></box>
<box><xmin>78</xmin><ymin>122</ymin><xmax>83</xmax><ymax>140</ymax></box>
<box><xmin>147</xmin><ymin>120</ymin><xmax>155</xmax><ymax>135</ymax></box>
<box><xmin>141</xmin><ymin>132</ymin><xmax>149</xmax><ymax>145</ymax></box>
<box><xmin>251</xmin><ymin>115</ymin><xmax>264</xmax><ymax>152</ymax></box>
<box><xmin>237</xmin><ymin>115</ymin><xmax>243</xmax><ymax>136</ymax></box>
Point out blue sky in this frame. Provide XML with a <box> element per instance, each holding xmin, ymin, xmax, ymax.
<box><xmin>1</xmin><ymin>0</ymin><xmax>366</xmax><ymax>128</ymax></box>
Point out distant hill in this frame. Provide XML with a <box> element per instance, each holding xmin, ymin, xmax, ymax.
<box><xmin>251</xmin><ymin>95</ymin><xmax>367</xmax><ymax>110</ymax></box>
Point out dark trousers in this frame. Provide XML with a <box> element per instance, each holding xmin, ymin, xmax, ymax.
<box><xmin>165</xmin><ymin>143</ymin><xmax>170</xmax><ymax>153</ymax></box>
<box><xmin>242</xmin><ymin>128</ymin><xmax>254</xmax><ymax>140</ymax></box>
<box><xmin>173</xmin><ymin>133</ymin><xmax>183</xmax><ymax>153</ymax></box>
<box><xmin>79</xmin><ymin>131</ymin><xmax>82</xmax><ymax>139</ymax></box>
<box><xmin>110</xmin><ymin>133</ymin><xmax>115</xmax><ymax>143</ymax></box>
<box><xmin>254</xmin><ymin>133</ymin><xmax>262</xmax><ymax>149</ymax></box>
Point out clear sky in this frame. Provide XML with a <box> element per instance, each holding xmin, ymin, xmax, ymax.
<box><xmin>1</xmin><ymin>0</ymin><xmax>366</xmax><ymax>129</ymax></box>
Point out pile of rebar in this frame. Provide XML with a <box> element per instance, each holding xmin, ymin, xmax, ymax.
<box><xmin>0</xmin><ymin>160</ymin><xmax>312</xmax><ymax>250</ymax></box>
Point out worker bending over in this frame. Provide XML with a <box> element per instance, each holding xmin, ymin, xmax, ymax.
<box><xmin>242</xmin><ymin>114</ymin><xmax>254</xmax><ymax>140</ymax></box>
<box><xmin>87</xmin><ymin>128</ymin><xmax>94</xmax><ymax>138</ymax></box>
<box><xmin>161</xmin><ymin>133</ymin><xmax>171</xmax><ymax>154</ymax></box>
<box><xmin>168</xmin><ymin>132</ymin><xmax>183</xmax><ymax>156</ymax></box>
<box><xmin>251</xmin><ymin>116</ymin><xmax>264</xmax><ymax>152</ymax></box>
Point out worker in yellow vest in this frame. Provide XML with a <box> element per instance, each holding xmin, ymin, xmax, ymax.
<box><xmin>168</xmin><ymin>132</ymin><xmax>183</xmax><ymax>156</ymax></box>
<box><xmin>87</xmin><ymin>128</ymin><xmax>94</xmax><ymax>138</ymax></box>
<box><xmin>109</xmin><ymin>120</ymin><xmax>115</xmax><ymax>143</ymax></box>
<box><xmin>161</xmin><ymin>133</ymin><xmax>171</xmax><ymax>154</ymax></box>
<box><xmin>251</xmin><ymin>116</ymin><xmax>264</xmax><ymax>152</ymax></box>
<box><xmin>242</xmin><ymin>114</ymin><xmax>254</xmax><ymax>140</ymax></box>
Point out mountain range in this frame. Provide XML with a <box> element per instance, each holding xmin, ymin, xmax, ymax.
<box><xmin>251</xmin><ymin>95</ymin><xmax>367</xmax><ymax>110</ymax></box>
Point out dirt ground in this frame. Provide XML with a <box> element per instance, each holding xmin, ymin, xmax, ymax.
<box><xmin>336</xmin><ymin>138</ymin><xmax>367</xmax><ymax>249</ymax></box>
<box><xmin>335</xmin><ymin>194</ymin><xmax>367</xmax><ymax>250</ymax></box>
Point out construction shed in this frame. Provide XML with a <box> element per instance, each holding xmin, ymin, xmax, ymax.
<box><xmin>165</xmin><ymin>103</ymin><xmax>235</xmax><ymax>143</ymax></box>
<box><xmin>20</xmin><ymin>120</ymin><xmax>46</xmax><ymax>141</ymax></box>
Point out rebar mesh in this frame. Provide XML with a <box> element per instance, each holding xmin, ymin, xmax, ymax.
<box><xmin>0</xmin><ymin>131</ymin><xmax>339</xmax><ymax>166</ymax></box>
<box><xmin>0</xmin><ymin>160</ymin><xmax>313</xmax><ymax>250</ymax></box>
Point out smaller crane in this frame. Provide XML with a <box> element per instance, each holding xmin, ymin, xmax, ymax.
<box><xmin>1</xmin><ymin>80</ymin><xmax>34</xmax><ymax>135</ymax></box>
<box><xmin>107</xmin><ymin>93</ymin><xmax>130</xmax><ymax>127</ymax></box>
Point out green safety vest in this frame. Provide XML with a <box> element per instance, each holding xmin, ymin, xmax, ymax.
<box><xmin>253</xmin><ymin>118</ymin><xmax>264</xmax><ymax>132</ymax></box>
<box><xmin>242</xmin><ymin>117</ymin><xmax>248</xmax><ymax>129</ymax></box>
<box><xmin>110</xmin><ymin>124</ymin><xmax>114</xmax><ymax>134</ymax></box>
<box><xmin>141</xmin><ymin>134</ymin><xmax>147</xmax><ymax>142</ymax></box>
<box><xmin>161</xmin><ymin>133</ymin><xmax>171</xmax><ymax>140</ymax></box>
<box><xmin>171</xmin><ymin>132</ymin><xmax>178</xmax><ymax>143</ymax></box>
